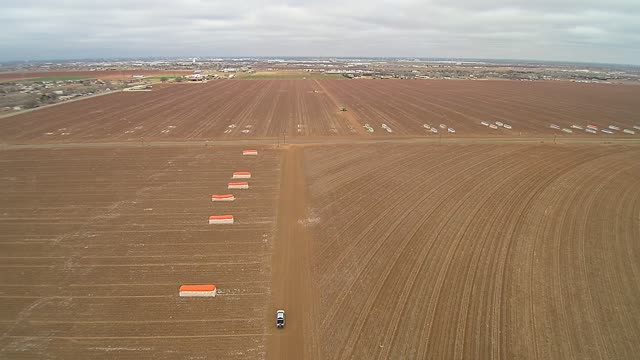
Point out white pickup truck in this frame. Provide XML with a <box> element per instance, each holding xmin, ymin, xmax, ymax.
<box><xmin>276</xmin><ymin>310</ymin><xmax>285</xmax><ymax>328</ymax></box>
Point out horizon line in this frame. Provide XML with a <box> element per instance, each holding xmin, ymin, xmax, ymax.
<box><xmin>1</xmin><ymin>56</ymin><xmax>639</xmax><ymax>68</ymax></box>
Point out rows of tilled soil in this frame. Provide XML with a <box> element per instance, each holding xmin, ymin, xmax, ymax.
<box><xmin>303</xmin><ymin>143</ymin><xmax>640</xmax><ymax>359</ymax></box>
<box><xmin>2</xmin><ymin>79</ymin><xmax>639</xmax><ymax>143</ymax></box>
<box><xmin>0</xmin><ymin>70</ymin><xmax>193</xmax><ymax>81</ymax></box>
<box><xmin>0</xmin><ymin>146</ymin><xmax>280</xmax><ymax>359</ymax></box>
<box><xmin>0</xmin><ymin>80</ymin><xmax>354</xmax><ymax>143</ymax></box>
<box><xmin>322</xmin><ymin>79</ymin><xmax>640</xmax><ymax>136</ymax></box>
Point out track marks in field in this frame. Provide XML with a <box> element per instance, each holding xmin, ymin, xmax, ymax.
<box><xmin>0</xmin><ymin>146</ymin><xmax>281</xmax><ymax>359</ymax></box>
<box><xmin>5</xmin><ymin>79</ymin><xmax>640</xmax><ymax>143</ymax></box>
<box><xmin>304</xmin><ymin>143</ymin><xmax>640</xmax><ymax>359</ymax></box>
<box><xmin>321</xmin><ymin>80</ymin><xmax>640</xmax><ymax>137</ymax></box>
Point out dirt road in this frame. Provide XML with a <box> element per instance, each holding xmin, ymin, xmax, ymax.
<box><xmin>267</xmin><ymin>146</ymin><xmax>319</xmax><ymax>359</ymax></box>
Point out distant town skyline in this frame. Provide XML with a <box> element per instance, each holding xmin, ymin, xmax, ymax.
<box><xmin>1</xmin><ymin>0</ymin><xmax>639</xmax><ymax>65</ymax></box>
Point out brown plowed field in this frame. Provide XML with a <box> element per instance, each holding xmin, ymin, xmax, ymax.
<box><xmin>2</xmin><ymin>78</ymin><xmax>640</xmax><ymax>359</ymax></box>
<box><xmin>0</xmin><ymin>80</ymin><xmax>358</xmax><ymax>143</ymax></box>
<box><xmin>0</xmin><ymin>146</ymin><xmax>280</xmax><ymax>359</ymax></box>
<box><xmin>0</xmin><ymin>70</ymin><xmax>192</xmax><ymax>82</ymax></box>
<box><xmin>302</xmin><ymin>143</ymin><xmax>640</xmax><ymax>359</ymax></box>
<box><xmin>2</xmin><ymin>80</ymin><xmax>639</xmax><ymax>143</ymax></box>
<box><xmin>323</xmin><ymin>79</ymin><xmax>640</xmax><ymax>136</ymax></box>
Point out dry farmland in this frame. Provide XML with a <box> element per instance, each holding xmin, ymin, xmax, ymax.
<box><xmin>1</xmin><ymin>78</ymin><xmax>640</xmax><ymax>359</ymax></box>
<box><xmin>321</xmin><ymin>79</ymin><xmax>640</xmax><ymax>136</ymax></box>
<box><xmin>0</xmin><ymin>80</ymin><xmax>359</xmax><ymax>143</ymax></box>
<box><xmin>2</xmin><ymin>79</ymin><xmax>640</xmax><ymax>143</ymax></box>
<box><xmin>302</xmin><ymin>143</ymin><xmax>640</xmax><ymax>359</ymax></box>
<box><xmin>0</xmin><ymin>146</ymin><xmax>280</xmax><ymax>359</ymax></box>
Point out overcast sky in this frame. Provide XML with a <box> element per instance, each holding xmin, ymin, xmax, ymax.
<box><xmin>1</xmin><ymin>0</ymin><xmax>640</xmax><ymax>65</ymax></box>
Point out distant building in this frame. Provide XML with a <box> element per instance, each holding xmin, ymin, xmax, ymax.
<box><xmin>187</xmin><ymin>74</ymin><xmax>204</xmax><ymax>81</ymax></box>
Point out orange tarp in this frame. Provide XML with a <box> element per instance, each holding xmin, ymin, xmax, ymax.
<box><xmin>179</xmin><ymin>284</ymin><xmax>216</xmax><ymax>292</ymax></box>
<box><xmin>209</xmin><ymin>215</ymin><xmax>233</xmax><ymax>220</ymax></box>
<box><xmin>212</xmin><ymin>194</ymin><xmax>234</xmax><ymax>199</ymax></box>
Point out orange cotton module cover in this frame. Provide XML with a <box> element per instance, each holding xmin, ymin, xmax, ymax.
<box><xmin>179</xmin><ymin>284</ymin><xmax>217</xmax><ymax>297</ymax></box>
<box><xmin>209</xmin><ymin>215</ymin><xmax>234</xmax><ymax>224</ymax></box>
<box><xmin>228</xmin><ymin>182</ymin><xmax>249</xmax><ymax>189</ymax></box>
<box><xmin>232</xmin><ymin>172</ymin><xmax>251</xmax><ymax>179</ymax></box>
<box><xmin>243</xmin><ymin>149</ymin><xmax>258</xmax><ymax>155</ymax></box>
<box><xmin>179</xmin><ymin>284</ymin><xmax>216</xmax><ymax>292</ymax></box>
<box><xmin>211</xmin><ymin>194</ymin><xmax>235</xmax><ymax>201</ymax></box>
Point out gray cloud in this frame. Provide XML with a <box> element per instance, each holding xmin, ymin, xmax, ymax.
<box><xmin>1</xmin><ymin>0</ymin><xmax>639</xmax><ymax>64</ymax></box>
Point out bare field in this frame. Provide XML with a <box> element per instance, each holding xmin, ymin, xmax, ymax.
<box><xmin>2</xmin><ymin>80</ymin><xmax>639</xmax><ymax>143</ymax></box>
<box><xmin>302</xmin><ymin>143</ymin><xmax>640</xmax><ymax>359</ymax></box>
<box><xmin>2</xmin><ymin>142</ymin><xmax>639</xmax><ymax>359</ymax></box>
<box><xmin>0</xmin><ymin>146</ymin><xmax>280</xmax><ymax>359</ymax></box>
<box><xmin>0</xmin><ymin>80</ymin><xmax>356</xmax><ymax>143</ymax></box>
<box><xmin>322</xmin><ymin>79</ymin><xmax>640</xmax><ymax>136</ymax></box>
<box><xmin>1</xmin><ymin>78</ymin><xmax>640</xmax><ymax>359</ymax></box>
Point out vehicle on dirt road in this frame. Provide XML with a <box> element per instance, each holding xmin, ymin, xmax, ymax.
<box><xmin>276</xmin><ymin>310</ymin><xmax>285</xmax><ymax>328</ymax></box>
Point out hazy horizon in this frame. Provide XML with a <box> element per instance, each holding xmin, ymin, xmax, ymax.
<box><xmin>2</xmin><ymin>0</ymin><xmax>640</xmax><ymax>65</ymax></box>
<box><xmin>2</xmin><ymin>56</ymin><xmax>640</xmax><ymax>69</ymax></box>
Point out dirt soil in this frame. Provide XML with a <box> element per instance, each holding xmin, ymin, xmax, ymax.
<box><xmin>303</xmin><ymin>143</ymin><xmax>640</xmax><ymax>359</ymax></box>
<box><xmin>321</xmin><ymin>79</ymin><xmax>640</xmax><ymax>136</ymax></box>
<box><xmin>1</xmin><ymin>79</ymin><xmax>640</xmax><ymax>359</ymax></box>
<box><xmin>0</xmin><ymin>146</ymin><xmax>280</xmax><ymax>359</ymax></box>
<box><xmin>1</xmin><ymin>80</ymin><xmax>639</xmax><ymax>143</ymax></box>
<box><xmin>267</xmin><ymin>146</ymin><xmax>320</xmax><ymax>359</ymax></box>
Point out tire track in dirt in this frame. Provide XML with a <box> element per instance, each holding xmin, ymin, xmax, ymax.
<box><xmin>313</xmin><ymin>146</ymin><xmax>479</xmax><ymax>298</ymax></box>
<box><xmin>566</xmin><ymin>161</ymin><xmax>628</xmax><ymax>359</ymax></box>
<box><xmin>313</xmin><ymin>80</ymin><xmax>363</xmax><ymax>135</ymax></box>
<box><xmin>411</xmin><ymin>148</ymin><xmax>546</xmax><ymax>359</ymax></box>
<box><xmin>490</xmin><ymin>154</ymin><xmax>581</xmax><ymax>359</ymax></box>
<box><xmin>311</xmin><ymin>146</ymin><xmax>469</xmax><ymax>265</ymax></box>
<box><xmin>441</xmin><ymin>149</ymin><xmax>558</xmax><ymax>358</ymax></box>
<box><xmin>526</xmin><ymin>154</ymin><xmax>610</xmax><ymax>359</ymax></box>
<box><xmin>494</xmin><ymin>149</ymin><xmax>617</xmax><ymax>359</ymax></box>
<box><xmin>374</xmin><ymin>148</ymin><xmax>531</xmax><ymax>360</ymax></box>
<box><xmin>3</xmin><ymin>79</ymin><xmax>640</xmax><ymax>142</ymax></box>
<box><xmin>303</xmin><ymin>143</ymin><xmax>640</xmax><ymax>359</ymax></box>
<box><xmin>311</xmin><ymin>145</ymin><xmax>527</xmax><ymax>358</ymax></box>
<box><xmin>504</xmin><ymin>147</ymin><xmax>640</xmax><ymax>359</ymax></box>
<box><xmin>306</xmin><ymin>145</ymin><xmax>500</xmax><ymax>356</ymax></box>
<box><xmin>335</xmin><ymin>147</ymin><xmax>527</xmax><ymax>359</ymax></box>
<box><xmin>267</xmin><ymin>146</ymin><xmax>319</xmax><ymax>360</ymax></box>
<box><xmin>485</xmin><ymin>148</ymin><xmax>610</xmax><ymax>359</ymax></box>
<box><xmin>561</xmin><ymin>152</ymin><xmax>639</xmax><ymax>358</ymax></box>
<box><xmin>0</xmin><ymin>146</ymin><xmax>281</xmax><ymax>359</ymax></box>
